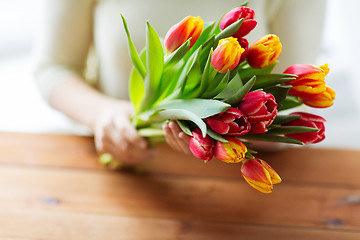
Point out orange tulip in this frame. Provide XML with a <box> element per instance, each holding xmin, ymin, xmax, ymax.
<box><xmin>301</xmin><ymin>86</ymin><xmax>335</xmax><ymax>108</ymax></box>
<box><xmin>247</xmin><ymin>34</ymin><xmax>282</xmax><ymax>69</ymax></box>
<box><xmin>284</xmin><ymin>64</ymin><xmax>335</xmax><ymax>108</ymax></box>
<box><xmin>164</xmin><ymin>16</ymin><xmax>204</xmax><ymax>53</ymax></box>
<box><xmin>241</xmin><ymin>158</ymin><xmax>281</xmax><ymax>193</ymax></box>
<box><xmin>211</xmin><ymin>37</ymin><xmax>244</xmax><ymax>73</ymax></box>
<box><xmin>214</xmin><ymin>137</ymin><xmax>247</xmax><ymax>163</ymax></box>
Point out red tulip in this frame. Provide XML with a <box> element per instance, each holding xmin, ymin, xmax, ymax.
<box><xmin>211</xmin><ymin>37</ymin><xmax>244</xmax><ymax>73</ymax></box>
<box><xmin>238</xmin><ymin>91</ymin><xmax>278</xmax><ymax>134</ymax></box>
<box><xmin>164</xmin><ymin>16</ymin><xmax>204</xmax><ymax>53</ymax></box>
<box><xmin>283</xmin><ymin>112</ymin><xmax>326</xmax><ymax>144</ymax></box>
<box><xmin>219</xmin><ymin>6</ymin><xmax>257</xmax><ymax>38</ymax></box>
<box><xmin>247</xmin><ymin>34</ymin><xmax>282</xmax><ymax>69</ymax></box>
<box><xmin>206</xmin><ymin>107</ymin><xmax>250</xmax><ymax>136</ymax></box>
<box><xmin>241</xmin><ymin>158</ymin><xmax>281</xmax><ymax>193</ymax></box>
<box><xmin>189</xmin><ymin>128</ymin><xmax>214</xmax><ymax>162</ymax></box>
<box><xmin>214</xmin><ymin>137</ymin><xmax>247</xmax><ymax>163</ymax></box>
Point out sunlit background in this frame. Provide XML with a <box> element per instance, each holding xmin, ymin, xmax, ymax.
<box><xmin>0</xmin><ymin>0</ymin><xmax>359</xmax><ymax>149</ymax></box>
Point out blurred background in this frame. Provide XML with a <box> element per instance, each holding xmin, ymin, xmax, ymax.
<box><xmin>0</xmin><ymin>0</ymin><xmax>359</xmax><ymax>149</ymax></box>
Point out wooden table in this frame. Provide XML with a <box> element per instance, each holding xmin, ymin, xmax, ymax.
<box><xmin>0</xmin><ymin>132</ymin><xmax>360</xmax><ymax>239</ymax></box>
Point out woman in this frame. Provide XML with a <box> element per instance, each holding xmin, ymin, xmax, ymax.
<box><xmin>33</xmin><ymin>0</ymin><xmax>325</xmax><ymax>165</ymax></box>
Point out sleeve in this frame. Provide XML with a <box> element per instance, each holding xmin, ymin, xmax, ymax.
<box><xmin>32</xmin><ymin>0</ymin><xmax>95</xmax><ymax>102</ymax></box>
<box><xmin>265</xmin><ymin>0</ymin><xmax>326</xmax><ymax>72</ymax></box>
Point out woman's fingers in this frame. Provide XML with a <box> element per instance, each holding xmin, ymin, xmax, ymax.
<box><xmin>94</xmin><ymin>111</ymin><xmax>157</xmax><ymax>166</ymax></box>
<box><xmin>163</xmin><ymin>121</ymin><xmax>191</xmax><ymax>155</ymax></box>
<box><xmin>163</xmin><ymin>123</ymin><xmax>181</xmax><ymax>152</ymax></box>
<box><xmin>113</xmin><ymin>113</ymin><xmax>148</xmax><ymax>149</ymax></box>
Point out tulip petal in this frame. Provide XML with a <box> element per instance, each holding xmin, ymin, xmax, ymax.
<box><xmin>241</xmin><ymin>159</ymin><xmax>273</xmax><ymax>193</ymax></box>
<box><xmin>259</xmin><ymin>159</ymin><xmax>282</xmax><ymax>184</ymax></box>
<box><xmin>206</xmin><ymin>118</ymin><xmax>230</xmax><ymax>135</ymax></box>
<box><xmin>214</xmin><ymin>137</ymin><xmax>247</xmax><ymax>163</ymax></box>
<box><xmin>189</xmin><ymin>129</ymin><xmax>214</xmax><ymax>161</ymax></box>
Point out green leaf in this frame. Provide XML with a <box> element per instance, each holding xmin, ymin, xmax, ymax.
<box><xmin>267</xmin><ymin>126</ymin><xmax>319</xmax><ymax>135</ymax></box>
<box><xmin>239</xmin><ymin>134</ymin><xmax>304</xmax><ymax>145</ymax></box>
<box><xmin>199</xmin><ymin>35</ymin><xmax>216</xmax><ymax>67</ymax></box>
<box><xmin>239</xmin><ymin>62</ymin><xmax>277</xmax><ymax>82</ymax></box>
<box><xmin>214</xmin><ymin>19</ymin><xmax>243</xmax><ymax>43</ymax></box>
<box><xmin>155</xmin><ymin>109</ymin><xmax>207</xmax><ymax>137</ymax></box>
<box><xmin>265</xmin><ymin>85</ymin><xmax>291</xmax><ymax>104</ymax></box>
<box><xmin>278</xmin><ymin>96</ymin><xmax>303</xmax><ymax>111</ymax></box>
<box><xmin>141</xmin><ymin>21</ymin><xmax>164</xmax><ymax>110</ymax></box>
<box><xmin>272</xmin><ymin>115</ymin><xmax>301</xmax><ymax>125</ymax></box>
<box><xmin>202</xmin><ymin>71</ymin><xmax>230</xmax><ymax>98</ymax></box>
<box><xmin>206</xmin><ymin>128</ymin><xmax>228</xmax><ymax>143</ymax></box>
<box><xmin>176</xmin><ymin>120</ymin><xmax>193</xmax><ymax>136</ymax></box>
<box><xmin>223</xmin><ymin>75</ymin><xmax>255</xmax><ymax>106</ymax></box>
<box><xmin>247</xmin><ymin>148</ymin><xmax>258</xmax><ymax>155</ymax></box>
<box><xmin>157</xmin><ymin>61</ymin><xmax>186</xmax><ymax>102</ymax></box>
<box><xmin>245</xmin><ymin>151</ymin><xmax>255</xmax><ymax>159</ymax></box>
<box><xmin>182</xmin><ymin>47</ymin><xmax>202</xmax><ymax>97</ymax></box>
<box><xmin>251</xmin><ymin>74</ymin><xmax>297</xmax><ymax>90</ymax></box>
<box><xmin>164</xmin><ymin>40</ymin><xmax>190</xmax><ymax>70</ymax></box>
<box><xmin>155</xmin><ymin>99</ymin><xmax>230</xmax><ymax>118</ymax></box>
<box><xmin>215</xmin><ymin>72</ymin><xmax>243</xmax><ymax>99</ymax></box>
<box><xmin>120</xmin><ymin>14</ymin><xmax>146</xmax><ymax>78</ymax></box>
<box><xmin>174</xmin><ymin>47</ymin><xmax>201</xmax><ymax>94</ymax></box>
<box><xmin>196</xmin><ymin>49</ymin><xmax>216</xmax><ymax>97</ymax></box>
<box><xmin>129</xmin><ymin>49</ymin><xmax>146</xmax><ymax>113</ymax></box>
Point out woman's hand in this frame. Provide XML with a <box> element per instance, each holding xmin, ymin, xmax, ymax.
<box><xmin>163</xmin><ymin>121</ymin><xmax>191</xmax><ymax>155</ymax></box>
<box><xmin>94</xmin><ymin>102</ymin><xmax>157</xmax><ymax>166</ymax></box>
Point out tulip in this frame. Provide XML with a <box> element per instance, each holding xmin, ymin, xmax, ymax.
<box><xmin>189</xmin><ymin>128</ymin><xmax>214</xmax><ymax>162</ymax></box>
<box><xmin>301</xmin><ymin>87</ymin><xmax>335</xmax><ymax>108</ymax></box>
<box><xmin>241</xmin><ymin>158</ymin><xmax>281</xmax><ymax>193</ymax></box>
<box><xmin>284</xmin><ymin>64</ymin><xmax>328</xmax><ymax>98</ymax></box>
<box><xmin>238</xmin><ymin>91</ymin><xmax>278</xmax><ymax>134</ymax></box>
<box><xmin>211</xmin><ymin>37</ymin><xmax>244</xmax><ymax>73</ymax></box>
<box><xmin>284</xmin><ymin>64</ymin><xmax>335</xmax><ymax>108</ymax></box>
<box><xmin>283</xmin><ymin>112</ymin><xmax>326</xmax><ymax>144</ymax></box>
<box><xmin>219</xmin><ymin>6</ymin><xmax>257</xmax><ymax>38</ymax></box>
<box><xmin>214</xmin><ymin>137</ymin><xmax>247</xmax><ymax>163</ymax></box>
<box><xmin>206</xmin><ymin>107</ymin><xmax>250</xmax><ymax>136</ymax></box>
<box><xmin>164</xmin><ymin>16</ymin><xmax>204</xmax><ymax>53</ymax></box>
<box><xmin>247</xmin><ymin>34</ymin><xmax>282</xmax><ymax>69</ymax></box>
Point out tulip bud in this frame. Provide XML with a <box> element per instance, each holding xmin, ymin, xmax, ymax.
<box><xmin>283</xmin><ymin>112</ymin><xmax>326</xmax><ymax>144</ymax></box>
<box><xmin>284</xmin><ymin>64</ymin><xmax>335</xmax><ymax>108</ymax></box>
<box><xmin>189</xmin><ymin>128</ymin><xmax>214</xmax><ymax>162</ymax></box>
<box><xmin>241</xmin><ymin>158</ymin><xmax>281</xmax><ymax>193</ymax></box>
<box><xmin>214</xmin><ymin>137</ymin><xmax>247</xmax><ymax>163</ymax></box>
<box><xmin>219</xmin><ymin>7</ymin><xmax>257</xmax><ymax>38</ymax></box>
<box><xmin>238</xmin><ymin>91</ymin><xmax>278</xmax><ymax>134</ymax></box>
<box><xmin>206</xmin><ymin>107</ymin><xmax>250</xmax><ymax>136</ymax></box>
<box><xmin>211</xmin><ymin>37</ymin><xmax>244</xmax><ymax>73</ymax></box>
<box><xmin>164</xmin><ymin>16</ymin><xmax>204</xmax><ymax>53</ymax></box>
<box><xmin>247</xmin><ymin>34</ymin><xmax>282</xmax><ymax>69</ymax></box>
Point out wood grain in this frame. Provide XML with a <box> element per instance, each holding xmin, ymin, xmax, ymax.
<box><xmin>1</xmin><ymin>209</ymin><xmax>359</xmax><ymax>240</ymax></box>
<box><xmin>1</xmin><ymin>165</ymin><xmax>360</xmax><ymax>231</ymax></box>
<box><xmin>1</xmin><ymin>132</ymin><xmax>360</xmax><ymax>239</ymax></box>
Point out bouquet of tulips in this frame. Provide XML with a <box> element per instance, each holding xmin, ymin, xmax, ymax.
<box><xmin>120</xmin><ymin>3</ymin><xmax>335</xmax><ymax>193</ymax></box>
